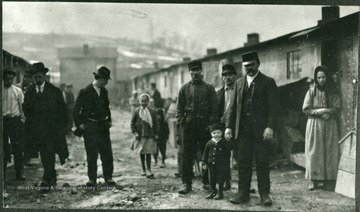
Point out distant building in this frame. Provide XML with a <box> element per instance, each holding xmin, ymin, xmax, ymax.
<box><xmin>58</xmin><ymin>44</ymin><xmax>118</xmax><ymax>102</ymax></box>
<box><xmin>2</xmin><ymin>49</ymin><xmax>31</xmax><ymax>83</ymax></box>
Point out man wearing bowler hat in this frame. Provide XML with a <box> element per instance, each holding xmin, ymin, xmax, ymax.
<box><xmin>176</xmin><ymin>60</ymin><xmax>219</xmax><ymax>194</ymax></box>
<box><xmin>23</xmin><ymin>62</ymin><xmax>69</xmax><ymax>190</ymax></box>
<box><xmin>225</xmin><ymin>51</ymin><xmax>279</xmax><ymax>206</ymax></box>
<box><xmin>216</xmin><ymin>64</ymin><xmax>238</xmax><ymax>191</ymax></box>
<box><xmin>73</xmin><ymin>66</ymin><xmax>115</xmax><ymax>186</ymax></box>
<box><xmin>3</xmin><ymin>67</ymin><xmax>26</xmax><ymax>180</ymax></box>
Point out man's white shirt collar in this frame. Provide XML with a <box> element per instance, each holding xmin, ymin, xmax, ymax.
<box><xmin>36</xmin><ymin>82</ymin><xmax>45</xmax><ymax>93</ymax></box>
<box><xmin>246</xmin><ymin>71</ymin><xmax>259</xmax><ymax>87</ymax></box>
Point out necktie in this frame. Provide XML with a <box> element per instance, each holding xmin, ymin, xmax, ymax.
<box><xmin>37</xmin><ymin>85</ymin><xmax>42</xmax><ymax>93</ymax></box>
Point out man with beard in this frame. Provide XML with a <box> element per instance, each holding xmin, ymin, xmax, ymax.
<box><xmin>176</xmin><ymin>60</ymin><xmax>219</xmax><ymax>194</ymax></box>
<box><xmin>3</xmin><ymin>67</ymin><xmax>26</xmax><ymax>180</ymax></box>
<box><xmin>225</xmin><ymin>51</ymin><xmax>279</xmax><ymax>206</ymax></box>
<box><xmin>23</xmin><ymin>62</ymin><xmax>69</xmax><ymax>190</ymax></box>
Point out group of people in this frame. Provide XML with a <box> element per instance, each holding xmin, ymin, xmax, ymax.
<box><xmin>174</xmin><ymin>51</ymin><xmax>278</xmax><ymax>206</ymax></box>
<box><xmin>3</xmin><ymin>63</ymin><xmax>116</xmax><ymax>189</ymax></box>
<box><xmin>3</xmin><ymin>49</ymin><xmax>341</xmax><ymax>207</ymax></box>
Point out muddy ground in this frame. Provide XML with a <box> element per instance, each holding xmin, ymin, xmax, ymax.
<box><xmin>3</xmin><ymin>109</ymin><xmax>356</xmax><ymax>211</ymax></box>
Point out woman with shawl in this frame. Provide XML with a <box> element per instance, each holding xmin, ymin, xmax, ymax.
<box><xmin>302</xmin><ymin>65</ymin><xmax>341</xmax><ymax>190</ymax></box>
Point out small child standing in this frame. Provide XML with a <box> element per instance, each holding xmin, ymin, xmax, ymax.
<box><xmin>130</xmin><ymin>94</ymin><xmax>158</xmax><ymax>179</ymax></box>
<box><xmin>202</xmin><ymin>123</ymin><xmax>232</xmax><ymax>200</ymax></box>
<box><xmin>153</xmin><ymin>108</ymin><xmax>170</xmax><ymax>168</ymax></box>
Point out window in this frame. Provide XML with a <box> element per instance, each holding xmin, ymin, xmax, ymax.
<box><xmin>287</xmin><ymin>50</ymin><xmax>302</xmax><ymax>79</ymax></box>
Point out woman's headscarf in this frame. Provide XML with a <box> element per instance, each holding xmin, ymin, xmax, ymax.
<box><xmin>139</xmin><ymin>93</ymin><xmax>153</xmax><ymax>128</ymax></box>
<box><xmin>314</xmin><ymin>65</ymin><xmax>332</xmax><ymax>93</ymax></box>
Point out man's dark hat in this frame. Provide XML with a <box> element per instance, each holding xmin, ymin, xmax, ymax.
<box><xmin>209</xmin><ymin>123</ymin><xmax>224</xmax><ymax>133</ymax></box>
<box><xmin>188</xmin><ymin>60</ymin><xmax>202</xmax><ymax>70</ymax></box>
<box><xmin>3</xmin><ymin>67</ymin><xmax>16</xmax><ymax>76</ymax></box>
<box><xmin>93</xmin><ymin>66</ymin><xmax>111</xmax><ymax>80</ymax></box>
<box><xmin>242</xmin><ymin>51</ymin><xmax>259</xmax><ymax>65</ymax></box>
<box><xmin>222</xmin><ymin>64</ymin><xmax>237</xmax><ymax>76</ymax></box>
<box><xmin>31</xmin><ymin>62</ymin><xmax>49</xmax><ymax>74</ymax></box>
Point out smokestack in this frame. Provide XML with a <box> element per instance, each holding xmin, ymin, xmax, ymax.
<box><xmin>83</xmin><ymin>44</ymin><xmax>90</xmax><ymax>55</ymax></box>
<box><xmin>318</xmin><ymin>6</ymin><xmax>339</xmax><ymax>25</ymax></box>
<box><xmin>244</xmin><ymin>33</ymin><xmax>259</xmax><ymax>47</ymax></box>
<box><xmin>207</xmin><ymin>48</ymin><xmax>217</xmax><ymax>56</ymax></box>
<box><xmin>183</xmin><ymin>57</ymin><xmax>191</xmax><ymax>62</ymax></box>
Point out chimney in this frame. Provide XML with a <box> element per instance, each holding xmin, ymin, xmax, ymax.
<box><xmin>318</xmin><ymin>6</ymin><xmax>339</xmax><ymax>25</ymax></box>
<box><xmin>183</xmin><ymin>57</ymin><xmax>191</xmax><ymax>62</ymax></box>
<box><xmin>154</xmin><ymin>62</ymin><xmax>159</xmax><ymax>69</ymax></box>
<box><xmin>83</xmin><ymin>44</ymin><xmax>90</xmax><ymax>55</ymax></box>
<box><xmin>244</xmin><ymin>33</ymin><xmax>259</xmax><ymax>47</ymax></box>
<box><xmin>206</xmin><ymin>48</ymin><xmax>217</xmax><ymax>56</ymax></box>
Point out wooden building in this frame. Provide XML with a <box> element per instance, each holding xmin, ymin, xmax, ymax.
<box><xmin>58</xmin><ymin>44</ymin><xmax>118</xmax><ymax>102</ymax></box>
<box><xmin>132</xmin><ymin>7</ymin><xmax>359</xmax><ymax>197</ymax></box>
<box><xmin>2</xmin><ymin>49</ymin><xmax>32</xmax><ymax>83</ymax></box>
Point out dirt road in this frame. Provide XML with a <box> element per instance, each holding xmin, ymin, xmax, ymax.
<box><xmin>3</xmin><ymin>109</ymin><xmax>355</xmax><ymax>211</ymax></box>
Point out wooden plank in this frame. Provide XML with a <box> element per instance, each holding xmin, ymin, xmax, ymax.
<box><xmin>290</xmin><ymin>152</ymin><xmax>306</xmax><ymax>168</ymax></box>
<box><xmin>357</xmin><ymin>11</ymin><xmax>360</xmax><ymax>212</ymax></box>
<box><xmin>338</xmin><ymin>156</ymin><xmax>356</xmax><ymax>174</ymax></box>
<box><xmin>336</xmin><ymin>170</ymin><xmax>355</xmax><ymax>199</ymax></box>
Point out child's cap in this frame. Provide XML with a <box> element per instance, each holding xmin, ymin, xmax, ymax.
<box><xmin>209</xmin><ymin>123</ymin><xmax>224</xmax><ymax>133</ymax></box>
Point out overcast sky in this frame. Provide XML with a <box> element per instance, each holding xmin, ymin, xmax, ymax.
<box><xmin>3</xmin><ymin>2</ymin><xmax>359</xmax><ymax>53</ymax></box>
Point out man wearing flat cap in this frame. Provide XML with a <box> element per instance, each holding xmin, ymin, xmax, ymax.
<box><xmin>176</xmin><ymin>60</ymin><xmax>219</xmax><ymax>194</ymax></box>
<box><xmin>3</xmin><ymin>67</ymin><xmax>26</xmax><ymax>180</ymax></box>
<box><xmin>23</xmin><ymin>62</ymin><xmax>69</xmax><ymax>190</ymax></box>
<box><xmin>216</xmin><ymin>64</ymin><xmax>238</xmax><ymax>191</ymax></box>
<box><xmin>73</xmin><ymin>66</ymin><xmax>115</xmax><ymax>187</ymax></box>
<box><xmin>225</xmin><ymin>51</ymin><xmax>279</xmax><ymax>206</ymax></box>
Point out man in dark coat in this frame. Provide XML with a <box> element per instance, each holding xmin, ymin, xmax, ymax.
<box><xmin>150</xmin><ymin>82</ymin><xmax>163</xmax><ymax>109</ymax></box>
<box><xmin>216</xmin><ymin>64</ymin><xmax>238</xmax><ymax>191</ymax></box>
<box><xmin>15</xmin><ymin>69</ymin><xmax>35</xmax><ymax>166</ymax></box>
<box><xmin>176</xmin><ymin>60</ymin><xmax>219</xmax><ymax>194</ymax></box>
<box><xmin>73</xmin><ymin>66</ymin><xmax>115</xmax><ymax>186</ymax></box>
<box><xmin>225</xmin><ymin>51</ymin><xmax>279</xmax><ymax>206</ymax></box>
<box><xmin>23</xmin><ymin>62</ymin><xmax>69</xmax><ymax>189</ymax></box>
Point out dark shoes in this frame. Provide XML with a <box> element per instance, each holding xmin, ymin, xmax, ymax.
<box><xmin>105</xmin><ymin>179</ymin><xmax>116</xmax><ymax>186</ymax></box>
<box><xmin>229</xmin><ymin>193</ymin><xmax>250</xmax><ymax>204</ymax></box>
<box><xmin>86</xmin><ymin>180</ymin><xmax>97</xmax><ymax>187</ymax></box>
<box><xmin>178</xmin><ymin>184</ymin><xmax>192</xmax><ymax>194</ymax></box>
<box><xmin>214</xmin><ymin>192</ymin><xmax>224</xmax><ymax>200</ymax></box>
<box><xmin>206</xmin><ymin>191</ymin><xmax>217</xmax><ymax>199</ymax></box>
<box><xmin>224</xmin><ymin>181</ymin><xmax>231</xmax><ymax>191</ymax></box>
<box><xmin>260</xmin><ymin>194</ymin><xmax>273</xmax><ymax>206</ymax></box>
<box><xmin>146</xmin><ymin>174</ymin><xmax>155</xmax><ymax>179</ymax></box>
<box><xmin>16</xmin><ymin>173</ymin><xmax>26</xmax><ymax>181</ymax></box>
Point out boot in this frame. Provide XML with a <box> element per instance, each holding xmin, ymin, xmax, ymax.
<box><xmin>224</xmin><ymin>180</ymin><xmax>231</xmax><ymax>191</ymax></box>
<box><xmin>260</xmin><ymin>194</ymin><xmax>273</xmax><ymax>206</ymax></box>
<box><xmin>15</xmin><ymin>170</ymin><xmax>25</xmax><ymax>181</ymax></box>
<box><xmin>206</xmin><ymin>191</ymin><xmax>217</xmax><ymax>199</ymax></box>
<box><xmin>178</xmin><ymin>184</ymin><xmax>192</xmax><ymax>194</ymax></box>
<box><xmin>214</xmin><ymin>186</ymin><xmax>224</xmax><ymax>200</ymax></box>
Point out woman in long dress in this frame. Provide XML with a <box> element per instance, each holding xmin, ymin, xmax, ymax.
<box><xmin>130</xmin><ymin>94</ymin><xmax>158</xmax><ymax>179</ymax></box>
<box><xmin>302</xmin><ymin>65</ymin><xmax>341</xmax><ymax>190</ymax></box>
